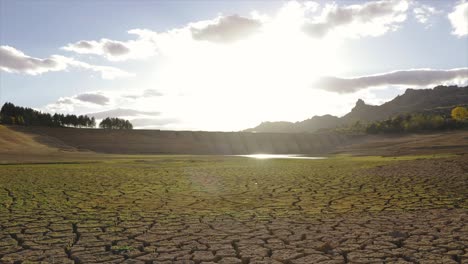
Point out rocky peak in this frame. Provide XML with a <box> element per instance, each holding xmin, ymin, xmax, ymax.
<box><xmin>351</xmin><ymin>99</ymin><xmax>372</xmax><ymax>112</ymax></box>
<box><xmin>355</xmin><ymin>99</ymin><xmax>366</xmax><ymax>107</ymax></box>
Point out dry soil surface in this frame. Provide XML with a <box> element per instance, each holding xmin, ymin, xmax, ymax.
<box><xmin>0</xmin><ymin>155</ymin><xmax>467</xmax><ymax>263</ymax></box>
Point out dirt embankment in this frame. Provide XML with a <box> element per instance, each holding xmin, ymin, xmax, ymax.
<box><xmin>2</xmin><ymin>125</ymin><xmax>468</xmax><ymax>162</ymax></box>
<box><xmin>334</xmin><ymin>131</ymin><xmax>468</xmax><ymax>156</ymax></box>
<box><xmin>0</xmin><ymin>125</ymin><xmax>96</xmax><ymax>163</ymax></box>
<box><xmin>6</xmin><ymin>126</ymin><xmax>355</xmax><ymax>155</ymax></box>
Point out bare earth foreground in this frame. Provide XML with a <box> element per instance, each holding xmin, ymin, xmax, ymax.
<box><xmin>0</xmin><ymin>126</ymin><xmax>468</xmax><ymax>264</ymax></box>
<box><xmin>0</xmin><ymin>127</ymin><xmax>467</xmax><ymax>263</ymax></box>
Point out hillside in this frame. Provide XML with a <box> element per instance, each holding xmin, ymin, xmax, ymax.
<box><xmin>0</xmin><ymin>125</ymin><xmax>93</xmax><ymax>163</ymax></box>
<box><xmin>334</xmin><ymin>131</ymin><xmax>468</xmax><ymax>156</ymax></box>
<box><xmin>2</xmin><ymin>125</ymin><xmax>468</xmax><ymax>164</ymax></box>
<box><xmin>4</xmin><ymin>126</ymin><xmax>354</xmax><ymax>156</ymax></box>
<box><xmin>246</xmin><ymin>115</ymin><xmax>341</xmax><ymax>134</ymax></box>
<box><xmin>245</xmin><ymin>85</ymin><xmax>468</xmax><ymax>133</ymax></box>
<box><xmin>0</xmin><ymin>125</ymin><xmax>58</xmax><ymax>153</ymax></box>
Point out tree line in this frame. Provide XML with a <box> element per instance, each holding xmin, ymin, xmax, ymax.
<box><xmin>0</xmin><ymin>102</ymin><xmax>132</xmax><ymax>129</ymax></box>
<box><xmin>99</xmin><ymin>117</ymin><xmax>133</xmax><ymax>130</ymax></box>
<box><xmin>341</xmin><ymin>106</ymin><xmax>468</xmax><ymax>134</ymax></box>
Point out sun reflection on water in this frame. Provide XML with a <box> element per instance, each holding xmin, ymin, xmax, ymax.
<box><xmin>235</xmin><ymin>154</ymin><xmax>326</xmax><ymax>160</ymax></box>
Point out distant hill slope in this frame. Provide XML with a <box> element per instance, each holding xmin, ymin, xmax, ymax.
<box><xmin>0</xmin><ymin>125</ymin><xmax>80</xmax><ymax>163</ymax></box>
<box><xmin>342</xmin><ymin>85</ymin><xmax>468</xmax><ymax>122</ymax></box>
<box><xmin>245</xmin><ymin>85</ymin><xmax>468</xmax><ymax>133</ymax></box>
<box><xmin>0</xmin><ymin>125</ymin><xmax>64</xmax><ymax>153</ymax></box>
<box><xmin>245</xmin><ymin>115</ymin><xmax>341</xmax><ymax>133</ymax></box>
<box><xmin>10</xmin><ymin>126</ymin><xmax>353</xmax><ymax>155</ymax></box>
<box><xmin>2</xmin><ymin>124</ymin><xmax>468</xmax><ymax>163</ymax></box>
<box><xmin>0</xmin><ymin>125</ymin><xmax>41</xmax><ymax>151</ymax></box>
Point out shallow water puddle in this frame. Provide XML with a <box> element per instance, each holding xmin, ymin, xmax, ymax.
<box><xmin>234</xmin><ymin>154</ymin><xmax>326</xmax><ymax>160</ymax></box>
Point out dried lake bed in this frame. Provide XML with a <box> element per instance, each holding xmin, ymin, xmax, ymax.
<box><xmin>0</xmin><ymin>154</ymin><xmax>467</xmax><ymax>263</ymax></box>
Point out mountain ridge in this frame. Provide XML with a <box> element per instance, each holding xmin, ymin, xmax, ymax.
<box><xmin>244</xmin><ymin>85</ymin><xmax>468</xmax><ymax>133</ymax></box>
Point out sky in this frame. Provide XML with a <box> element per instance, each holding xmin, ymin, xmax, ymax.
<box><xmin>1</xmin><ymin>0</ymin><xmax>467</xmax><ymax>131</ymax></box>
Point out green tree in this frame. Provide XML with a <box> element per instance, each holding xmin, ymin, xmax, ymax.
<box><xmin>0</xmin><ymin>102</ymin><xmax>96</xmax><ymax>128</ymax></box>
<box><xmin>99</xmin><ymin>117</ymin><xmax>133</xmax><ymax>130</ymax></box>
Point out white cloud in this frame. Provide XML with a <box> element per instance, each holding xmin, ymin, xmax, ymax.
<box><xmin>315</xmin><ymin>68</ymin><xmax>468</xmax><ymax>93</ymax></box>
<box><xmin>46</xmin><ymin>92</ymin><xmax>111</xmax><ymax>113</ymax></box>
<box><xmin>102</xmin><ymin>41</ymin><xmax>130</xmax><ymax>56</ymax></box>
<box><xmin>55</xmin><ymin>55</ymin><xmax>134</xmax><ymax>80</ymax></box>
<box><xmin>0</xmin><ymin>45</ymin><xmax>133</xmax><ymax>79</ymax></box>
<box><xmin>62</xmin><ymin>30</ymin><xmax>157</xmax><ymax>61</ymax></box>
<box><xmin>59</xmin><ymin>0</ymin><xmax>411</xmax><ymax>65</ymax></box>
<box><xmin>75</xmin><ymin>93</ymin><xmax>110</xmax><ymax>105</ymax></box>
<box><xmin>45</xmin><ymin>90</ymin><xmax>167</xmax><ymax>121</ymax></box>
<box><xmin>44</xmin><ymin>91</ymin><xmax>176</xmax><ymax>128</ymax></box>
<box><xmin>33</xmin><ymin>0</ymin><xmax>457</xmax><ymax>131</ymax></box>
<box><xmin>130</xmin><ymin>117</ymin><xmax>179</xmax><ymax>128</ymax></box>
<box><xmin>49</xmin><ymin>2</ymin><xmax>346</xmax><ymax>130</ymax></box>
<box><xmin>448</xmin><ymin>0</ymin><xmax>468</xmax><ymax>37</ymax></box>
<box><xmin>143</xmin><ymin>89</ymin><xmax>163</xmax><ymax>97</ymax></box>
<box><xmin>302</xmin><ymin>0</ymin><xmax>409</xmax><ymax>38</ymax></box>
<box><xmin>46</xmin><ymin>97</ymin><xmax>77</xmax><ymax>113</ymax></box>
<box><xmin>86</xmin><ymin>108</ymin><xmax>160</xmax><ymax>119</ymax></box>
<box><xmin>190</xmin><ymin>15</ymin><xmax>263</xmax><ymax>43</ymax></box>
<box><xmin>0</xmin><ymin>45</ymin><xmax>68</xmax><ymax>75</ymax></box>
<box><xmin>413</xmin><ymin>3</ymin><xmax>440</xmax><ymax>25</ymax></box>
<box><xmin>123</xmin><ymin>89</ymin><xmax>163</xmax><ymax>99</ymax></box>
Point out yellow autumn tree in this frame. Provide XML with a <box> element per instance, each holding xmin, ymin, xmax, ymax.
<box><xmin>451</xmin><ymin>106</ymin><xmax>468</xmax><ymax>121</ymax></box>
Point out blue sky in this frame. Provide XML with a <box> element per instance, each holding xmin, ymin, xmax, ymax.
<box><xmin>1</xmin><ymin>0</ymin><xmax>467</xmax><ymax>130</ymax></box>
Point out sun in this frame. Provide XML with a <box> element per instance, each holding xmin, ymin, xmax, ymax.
<box><xmin>133</xmin><ymin>3</ymin><xmax>347</xmax><ymax>131</ymax></box>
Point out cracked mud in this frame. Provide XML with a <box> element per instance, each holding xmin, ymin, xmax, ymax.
<box><xmin>0</xmin><ymin>155</ymin><xmax>467</xmax><ymax>263</ymax></box>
